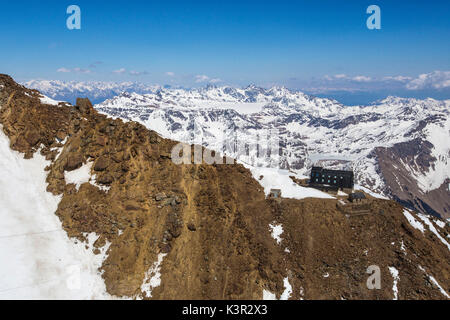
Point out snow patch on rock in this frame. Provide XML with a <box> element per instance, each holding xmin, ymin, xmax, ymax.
<box><xmin>246</xmin><ymin>165</ymin><xmax>334</xmax><ymax>200</ymax></box>
<box><xmin>388</xmin><ymin>267</ymin><xmax>400</xmax><ymax>300</ymax></box>
<box><xmin>262</xmin><ymin>290</ymin><xmax>276</xmax><ymax>300</ymax></box>
<box><xmin>90</xmin><ymin>174</ymin><xmax>111</xmax><ymax>193</ymax></box>
<box><xmin>280</xmin><ymin>277</ymin><xmax>293</xmax><ymax>300</ymax></box>
<box><xmin>39</xmin><ymin>94</ymin><xmax>63</xmax><ymax>106</ymax></box>
<box><xmin>64</xmin><ymin>162</ymin><xmax>93</xmax><ymax>191</ymax></box>
<box><xmin>269</xmin><ymin>223</ymin><xmax>283</xmax><ymax>245</ymax></box>
<box><xmin>263</xmin><ymin>277</ymin><xmax>292</xmax><ymax>300</ymax></box>
<box><xmin>417</xmin><ymin>213</ymin><xmax>450</xmax><ymax>251</ymax></box>
<box><xmin>403</xmin><ymin>210</ymin><xmax>425</xmax><ymax>233</ymax></box>
<box><xmin>140</xmin><ymin>253</ymin><xmax>167</xmax><ymax>298</ymax></box>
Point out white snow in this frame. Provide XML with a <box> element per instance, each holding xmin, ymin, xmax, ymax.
<box><xmin>64</xmin><ymin>162</ymin><xmax>93</xmax><ymax>191</ymax></box>
<box><xmin>403</xmin><ymin>210</ymin><xmax>425</xmax><ymax>233</ymax></box>
<box><xmin>90</xmin><ymin>174</ymin><xmax>111</xmax><ymax>193</ymax></box>
<box><xmin>140</xmin><ymin>253</ymin><xmax>167</xmax><ymax>298</ymax></box>
<box><xmin>269</xmin><ymin>223</ymin><xmax>283</xmax><ymax>245</ymax></box>
<box><xmin>428</xmin><ymin>275</ymin><xmax>450</xmax><ymax>299</ymax></box>
<box><xmin>39</xmin><ymin>95</ymin><xmax>62</xmax><ymax>106</ymax></box>
<box><xmin>400</xmin><ymin>241</ymin><xmax>406</xmax><ymax>253</ymax></box>
<box><xmin>0</xmin><ymin>129</ymin><xmax>112</xmax><ymax>299</ymax></box>
<box><xmin>434</xmin><ymin>219</ymin><xmax>446</xmax><ymax>229</ymax></box>
<box><xmin>354</xmin><ymin>184</ymin><xmax>389</xmax><ymax>200</ymax></box>
<box><xmin>403</xmin><ymin>208</ymin><xmax>449</xmax><ymax>252</ymax></box>
<box><xmin>246</xmin><ymin>166</ymin><xmax>335</xmax><ymax>200</ymax></box>
<box><xmin>417</xmin><ymin>213</ymin><xmax>450</xmax><ymax>251</ymax></box>
<box><xmin>280</xmin><ymin>277</ymin><xmax>293</xmax><ymax>300</ymax></box>
<box><xmin>262</xmin><ymin>290</ymin><xmax>276</xmax><ymax>300</ymax></box>
<box><xmin>388</xmin><ymin>267</ymin><xmax>400</xmax><ymax>300</ymax></box>
<box><xmin>191</xmin><ymin>101</ymin><xmax>266</xmax><ymax>115</ymax></box>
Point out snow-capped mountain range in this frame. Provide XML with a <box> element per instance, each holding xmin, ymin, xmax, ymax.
<box><xmin>22</xmin><ymin>80</ymin><xmax>161</xmax><ymax>104</ymax></box>
<box><xmin>93</xmin><ymin>85</ymin><xmax>450</xmax><ymax>219</ymax></box>
<box><xmin>23</xmin><ymin>80</ymin><xmax>450</xmax><ymax>218</ymax></box>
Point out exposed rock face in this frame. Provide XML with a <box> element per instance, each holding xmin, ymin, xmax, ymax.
<box><xmin>76</xmin><ymin>97</ymin><xmax>95</xmax><ymax>115</ymax></box>
<box><xmin>64</xmin><ymin>154</ymin><xmax>83</xmax><ymax>171</ymax></box>
<box><xmin>0</xmin><ymin>74</ymin><xmax>449</xmax><ymax>300</ymax></box>
<box><xmin>94</xmin><ymin>156</ymin><xmax>109</xmax><ymax>172</ymax></box>
<box><xmin>376</xmin><ymin>139</ymin><xmax>450</xmax><ymax>219</ymax></box>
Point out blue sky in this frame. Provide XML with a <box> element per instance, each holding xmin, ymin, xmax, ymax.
<box><xmin>0</xmin><ymin>0</ymin><xmax>449</xmax><ymax>103</ymax></box>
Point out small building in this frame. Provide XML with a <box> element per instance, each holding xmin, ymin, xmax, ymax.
<box><xmin>269</xmin><ymin>189</ymin><xmax>282</xmax><ymax>199</ymax></box>
<box><xmin>349</xmin><ymin>192</ymin><xmax>367</xmax><ymax>203</ymax></box>
<box><xmin>309</xmin><ymin>166</ymin><xmax>354</xmax><ymax>190</ymax></box>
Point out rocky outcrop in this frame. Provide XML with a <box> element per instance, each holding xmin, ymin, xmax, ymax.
<box><xmin>0</xmin><ymin>74</ymin><xmax>449</xmax><ymax>300</ymax></box>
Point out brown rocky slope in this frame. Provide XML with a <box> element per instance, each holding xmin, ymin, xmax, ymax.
<box><xmin>0</xmin><ymin>74</ymin><xmax>449</xmax><ymax>300</ymax></box>
<box><xmin>374</xmin><ymin>140</ymin><xmax>450</xmax><ymax>219</ymax></box>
